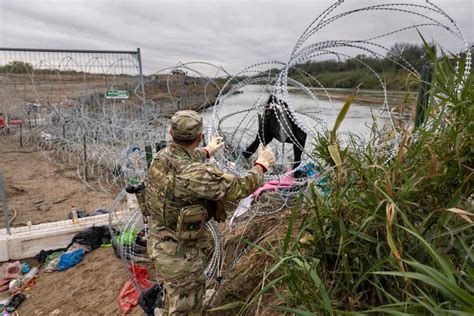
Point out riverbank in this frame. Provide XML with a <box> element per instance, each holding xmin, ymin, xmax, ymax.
<box><xmin>289</xmin><ymin>87</ymin><xmax>417</xmax><ymax>106</ymax></box>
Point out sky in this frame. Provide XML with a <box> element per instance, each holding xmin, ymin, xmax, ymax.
<box><xmin>0</xmin><ymin>0</ymin><xmax>472</xmax><ymax>75</ymax></box>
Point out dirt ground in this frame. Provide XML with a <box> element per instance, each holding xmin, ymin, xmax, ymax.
<box><xmin>0</xmin><ymin>135</ymin><xmax>144</xmax><ymax>314</ymax></box>
<box><xmin>0</xmin><ymin>134</ymin><xmax>113</xmax><ymax>228</ymax></box>
<box><xmin>8</xmin><ymin>247</ymin><xmax>142</xmax><ymax>315</ymax></box>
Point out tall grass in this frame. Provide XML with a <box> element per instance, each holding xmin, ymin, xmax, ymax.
<box><xmin>238</xmin><ymin>47</ymin><xmax>473</xmax><ymax>314</ymax></box>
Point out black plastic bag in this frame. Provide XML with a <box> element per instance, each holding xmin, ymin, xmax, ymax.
<box><xmin>138</xmin><ymin>284</ymin><xmax>164</xmax><ymax>314</ymax></box>
<box><xmin>67</xmin><ymin>225</ymin><xmax>111</xmax><ymax>249</ymax></box>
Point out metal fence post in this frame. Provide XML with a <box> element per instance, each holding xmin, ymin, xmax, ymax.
<box><xmin>19</xmin><ymin>124</ymin><xmax>23</xmax><ymax>147</ymax></box>
<box><xmin>83</xmin><ymin>134</ymin><xmax>88</xmax><ymax>181</ymax></box>
<box><xmin>0</xmin><ymin>172</ymin><xmax>11</xmax><ymax>235</ymax></box>
<box><xmin>145</xmin><ymin>145</ymin><xmax>153</xmax><ymax>169</ymax></box>
<box><xmin>137</xmin><ymin>48</ymin><xmax>146</xmax><ymax>104</ymax></box>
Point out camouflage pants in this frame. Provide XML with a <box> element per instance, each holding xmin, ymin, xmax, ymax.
<box><xmin>148</xmin><ymin>236</ymin><xmax>208</xmax><ymax>316</ymax></box>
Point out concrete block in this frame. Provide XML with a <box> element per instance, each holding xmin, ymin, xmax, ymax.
<box><xmin>0</xmin><ymin>212</ymin><xmax>126</xmax><ymax>261</ymax></box>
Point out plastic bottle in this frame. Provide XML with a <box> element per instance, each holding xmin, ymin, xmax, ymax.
<box><xmin>71</xmin><ymin>205</ymin><xmax>78</xmax><ymax>224</ymax></box>
<box><xmin>8</xmin><ymin>267</ymin><xmax>38</xmax><ymax>293</ymax></box>
<box><xmin>20</xmin><ymin>266</ymin><xmax>38</xmax><ymax>287</ymax></box>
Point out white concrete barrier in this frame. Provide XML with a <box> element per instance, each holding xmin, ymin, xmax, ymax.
<box><xmin>0</xmin><ymin>212</ymin><xmax>126</xmax><ymax>261</ymax></box>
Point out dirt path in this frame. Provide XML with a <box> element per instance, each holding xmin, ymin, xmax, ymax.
<box><xmin>0</xmin><ymin>135</ymin><xmax>113</xmax><ymax>228</ymax></box>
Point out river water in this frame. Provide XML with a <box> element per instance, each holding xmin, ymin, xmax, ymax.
<box><xmin>202</xmin><ymin>84</ymin><xmax>390</xmax><ymax>141</ymax></box>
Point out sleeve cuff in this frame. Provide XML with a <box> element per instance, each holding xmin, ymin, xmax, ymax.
<box><xmin>254</xmin><ymin>162</ymin><xmax>268</xmax><ymax>172</ymax></box>
<box><xmin>203</xmin><ymin>148</ymin><xmax>210</xmax><ymax>159</ymax></box>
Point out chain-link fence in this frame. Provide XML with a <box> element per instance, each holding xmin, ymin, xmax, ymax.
<box><xmin>0</xmin><ymin>47</ymin><xmax>149</xmax><ymax>228</ymax></box>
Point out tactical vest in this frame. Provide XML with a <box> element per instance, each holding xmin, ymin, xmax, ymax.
<box><xmin>141</xmin><ymin>151</ymin><xmax>208</xmax><ymax>241</ymax></box>
<box><xmin>143</xmin><ymin>153</ymin><xmax>181</xmax><ymax>231</ymax></box>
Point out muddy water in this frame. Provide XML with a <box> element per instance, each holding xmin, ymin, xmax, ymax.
<box><xmin>202</xmin><ymin>84</ymin><xmax>390</xmax><ymax>141</ymax></box>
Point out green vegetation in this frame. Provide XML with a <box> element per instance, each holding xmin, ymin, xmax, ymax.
<box><xmin>289</xmin><ymin>43</ymin><xmax>433</xmax><ymax>90</ymax></box>
<box><xmin>0</xmin><ymin>61</ymin><xmax>34</xmax><ymax>74</ymax></box>
<box><xmin>0</xmin><ymin>60</ymin><xmax>131</xmax><ymax>76</ymax></box>
<box><xmin>238</xmin><ymin>45</ymin><xmax>473</xmax><ymax>314</ymax></box>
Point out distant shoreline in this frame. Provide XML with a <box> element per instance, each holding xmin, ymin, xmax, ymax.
<box><xmin>289</xmin><ymin>87</ymin><xmax>417</xmax><ymax>107</ymax></box>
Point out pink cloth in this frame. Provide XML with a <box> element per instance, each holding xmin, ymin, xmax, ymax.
<box><xmin>0</xmin><ymin>261</ymin><xmax>21</xmax><ymax>281</ymax></box>
<box><xmin>252</xmin><ymin>173</ymin><xmax>296</xmax><ymax>198</ymax></box>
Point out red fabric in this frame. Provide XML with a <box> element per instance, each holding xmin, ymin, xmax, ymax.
<box><xmin>118</xmin><ymin>264</ymin><xmax>153</xmax><ymax>313</ymax></box>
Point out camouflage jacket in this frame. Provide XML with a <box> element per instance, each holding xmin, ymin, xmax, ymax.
<box><xmin>143</xmin><ymin>143</ymin><xmax>264</xmax><ymax>234</ymax></box>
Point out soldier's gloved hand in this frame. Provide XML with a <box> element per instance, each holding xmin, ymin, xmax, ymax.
<box><xmin>255</xmin><ymin>144</ymin><xmax>276</xmax><ymax>172</ymax></box>
<box><xmin>205</xmin><ymin>135</ymin><xmax>225</xmax><ymax>156</ymax></box>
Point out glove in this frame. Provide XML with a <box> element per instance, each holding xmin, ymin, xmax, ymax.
<box><xmin>205</xmin><ymin>135</ymin><xmax>224</xmax><ymax>156</ymax></box>
<box><xmin>255</xmin><ymin>144</ymin><xmax>276</xmax><ymax>171</ymax></box>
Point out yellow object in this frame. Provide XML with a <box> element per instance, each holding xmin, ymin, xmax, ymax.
<box><xmin>71</xmin><ymin>206</ymin><xmax>78</xmax><ymax>224</ymax></box>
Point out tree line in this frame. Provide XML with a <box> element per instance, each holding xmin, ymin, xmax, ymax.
<box><xmin>288</xmin><ymin>42</ymin><xmax>434</xmax><ymax>90</ymax></box>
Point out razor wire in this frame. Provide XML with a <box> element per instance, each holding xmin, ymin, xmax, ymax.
<box><xmin>203</xmin><ymin>0</ymin><xmax>472</xmax><ymax>293</ymax></box>
<box><xmin>106</xmin><ymin>0</ymin><xmax>471</xmax><ymax>303</ymax></box>
<box><xmin>0</xmin><ymin>0</ymin><xmax>471</xmax><ymax>305</ymax></box>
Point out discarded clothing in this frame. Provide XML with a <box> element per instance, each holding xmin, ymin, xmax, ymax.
<box><xmin>56</xmin><ymin>248</ymin><xmax>85</xmax><ymax>271</ymax></box>
<box><xmin>230</xmin><ymin>163</ymin><xmax>320</xmax><ymax>228</ymax></box>
<box><xmin>5</xmin><ymin>293</ymin><xmax>26</xmax><ymax>312</ymax></box>
<box><xmin>35</xmin><ymin>247</ymin><xmax>67</xmax><ymax>263</ymax></box>
<box><xmin>119</xmin><ymin>281</ymin><xmax>142</xmax><ymax>314</ymax></box>
<box><xmin>45</xmin><ymin>244</ymin><xmax>90</xmax><ymax>272</ymax></box>
<box><xmin>252</xmin><ymin>162</ymin><xmax>319</xmax><ymax>197</ymax></box>
<box><xmin>68</xmin><ymin>242</ymin><xmax>92</xmax><ymax>253</ymax></box>
<box><xmin>119</xmin><ymin>264</ymin><xmax>153</xmax><ymax>313</ymax></box>
<box><xmin>45</xmin><ymin>254</ymin><xmax>62</xmax><ymax>273</ymax></box>
<box><xmin>67</xmin><ymin>225</ymin><xmax>111</xmax><ymax>249</ymax></box>
<box><xmin>0</xmin><ymin>279</ymin><xmax>10</xmax><ymax>292</ymax></box>
<box><xmin>21</xmin><ymin>262</ymin><xmax>30</xmax><ymax>274</ymax></box>
<box><xmin>138</xmin><ymin>284</ymin><xmax>164</xmax><ymax>314</ymax></box>
<box><xmin>229</xmin><ymin>174</ymin><xmax>297</xmax><ymax>228</ymax></box>
<box><xmin>229</xmin><ymin>195</ymin><xmax>254</xmax><ymax>229</ymax></box>
<box><xmin>0</xmin><ymin>262</ymin><xmax>21</xmax><ymax>281</ymax></box>
<box><xmin>115</xmin><ymin>228</ymin><xmax>138</xmax><ymax>247</ymax></box>
<box><xmin>45</xmin><ymin>251</ymin><xmax>63</xmax><ymax>264</ymax></box>
<box><xmin>252</xmin><ymin>173</ymin><xmax>297</xmax><ymax>198</ymax></box>
<box><xmin>92</xmin><ymin>208</ymin><xmax>109</xmax><ymax>215</ymax></box>
<box><xmin>293</xmin><ymin>162</ymin><xmax>319</xmax><ymax>178</ymax></box>
<box><xmin>243</xmin><ymin>95</ymin><xmax>307</xmax><ymax>169</ymax></box>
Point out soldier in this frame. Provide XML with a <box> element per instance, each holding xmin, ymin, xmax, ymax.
<box><xmin>140</xmin><ymin>110</ymin><xmax>275</xmax><ymax>315</ymax></box>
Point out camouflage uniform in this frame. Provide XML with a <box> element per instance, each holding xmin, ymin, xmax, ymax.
<box><xmin>141</xmin><ymin>110</ymin><xmax>264</xmax><ymax>315</ymax></box>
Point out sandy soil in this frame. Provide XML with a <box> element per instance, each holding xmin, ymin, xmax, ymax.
<box><xmin>0</xmin><ymin>134</ymin><xmax>113</xmax><ymax>228</ymax></box>
<box><xmin>0</xmin><ymin>134</ymin><xmax>144</xmax><ymax>314</ymax></box>
<box><xmin>16</xmin><ymin>247</ymin><xmax>142</xmax><ymax>315</ymax></box>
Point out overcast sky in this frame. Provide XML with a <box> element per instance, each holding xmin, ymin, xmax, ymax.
<box><xmin>0</xmin><ymin>0</ymin><xmax>472</xmax><ymax>75</ymax></box>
